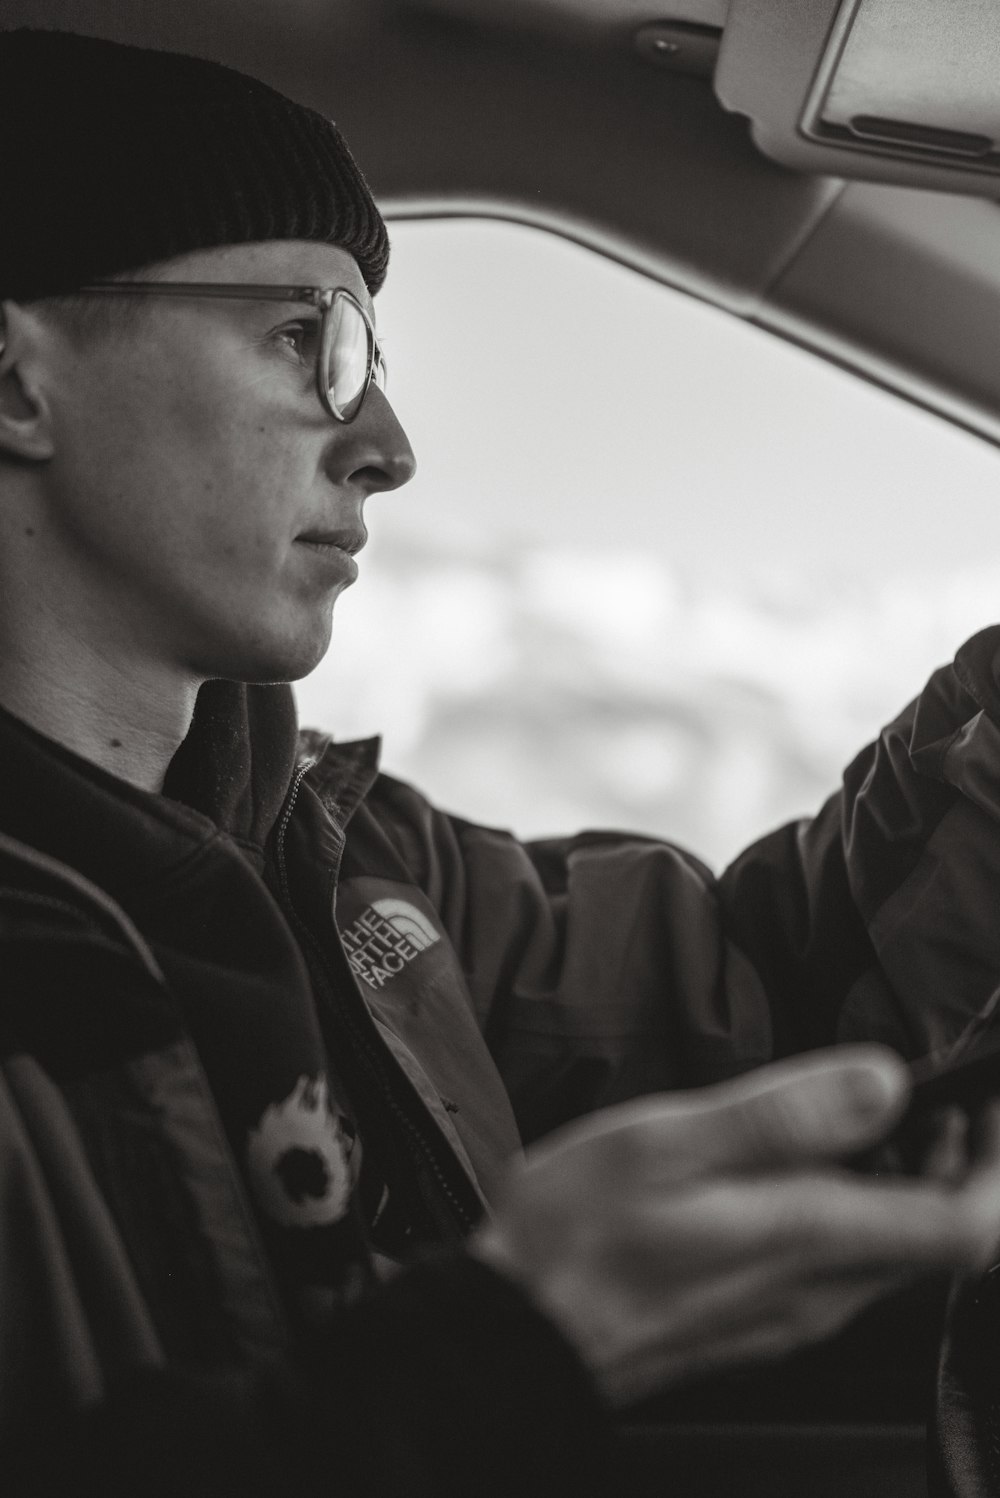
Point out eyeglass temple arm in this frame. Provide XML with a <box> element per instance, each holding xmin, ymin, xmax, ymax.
<box><xmin>79</xmin><ymin>282</ymin><xmax>330</xmax><ymax>306</ymax></box>
<box><xmin>79</xmin><ymin>281</ymin><xmax>385</xmax><ymax>379</ymax></box>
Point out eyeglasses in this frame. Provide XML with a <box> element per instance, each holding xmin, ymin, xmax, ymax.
<box><xmin>77</xmin><ymin>282</ymin><xmax>387</xmax><ymax>423</ymax></box>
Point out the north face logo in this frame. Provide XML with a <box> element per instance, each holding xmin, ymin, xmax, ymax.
<box><xmin>341</xmin><ymin>898</ymin><xmax>441</xmax><ymax>990</ymax></box>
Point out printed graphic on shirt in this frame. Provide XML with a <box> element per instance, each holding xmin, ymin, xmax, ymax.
<box><xmin>246</xmin><ymin>1075</ymin><xmax>357</xmax><ymax>1228</ymax></box>
<box><xmin>340</xmin><ymin>897</ymin><xmax>441</xmax><ymax>990</ymax></box>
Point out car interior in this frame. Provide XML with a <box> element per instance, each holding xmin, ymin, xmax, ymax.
<box><xmin>4</xmin><ymin>1</ymin><xmax>998</xmax><ymax>1493</ymax></box>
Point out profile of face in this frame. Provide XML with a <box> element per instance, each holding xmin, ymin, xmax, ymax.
<box><xmin>0</xmin><ymin>239</ymin><xmax>416</xmax><ymax>686</ymax></box>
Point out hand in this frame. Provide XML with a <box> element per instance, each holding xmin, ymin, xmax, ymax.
<box><xmin>470</xmin><ymin>1046</ymin><xmax>1000</xmax><ymax>1407</ymax></box>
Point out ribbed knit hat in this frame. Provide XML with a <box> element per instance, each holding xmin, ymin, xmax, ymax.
<box><xmin>0</xmin><ymin>29</ymin><xmax>390</xmax><ymax>301</ymax></box>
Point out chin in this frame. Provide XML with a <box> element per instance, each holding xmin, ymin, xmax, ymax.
<box><xmin>190</xmin><ymin>618</ymin><xmax>335</xmax><ymax>687</ymax></box>
<box><xmin>180</xmin><ymin>591</ymin><xmax>339</xmax><ymax>684</ymax></box>
<box><xmin>232</xmin><ymin>649</ymin><xmax>332</xmax><ymax>687</ymax></box>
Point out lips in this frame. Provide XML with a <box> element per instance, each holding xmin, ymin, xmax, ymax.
<box><xmin>296</xmin><ymin>527</ymin><xmax>367</xmax><ymax>555</ymax></box>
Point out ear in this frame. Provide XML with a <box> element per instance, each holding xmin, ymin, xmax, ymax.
<box><xmin>0</xmin><ymin>300</ymin><xmax>56</xmax><ymax>462</ymax></box>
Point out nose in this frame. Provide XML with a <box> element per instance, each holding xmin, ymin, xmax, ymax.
<box><xmin>331</xmin><ymin>385</ymin><xmax>417</xmax><ymax>495</ymax></box>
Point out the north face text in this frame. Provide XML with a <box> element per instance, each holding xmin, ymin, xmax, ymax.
<box><xmin>340</xmin><ymin>898</ymin><xmax>441</xmax><ymax>990</ymax></box>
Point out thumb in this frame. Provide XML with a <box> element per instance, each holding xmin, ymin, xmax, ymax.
<box><xmin>659</xmin><ymin>1046</ymin><xmax>910</xmax><ymax>1173</ymax></box>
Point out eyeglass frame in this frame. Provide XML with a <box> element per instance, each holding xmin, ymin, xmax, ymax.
<box><xmin>76</xmin><ymin>281</ymin><xmax>387</xmax><ymax>424</ymax></box>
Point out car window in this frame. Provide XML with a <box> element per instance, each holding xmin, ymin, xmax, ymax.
<box><xmin>295</xmin><ymin>218</ymin><xmax>1000</xmax><ymax>868</ymax></box>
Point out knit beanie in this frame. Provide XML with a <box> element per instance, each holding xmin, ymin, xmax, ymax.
<box><xmin>0</xmin><ymin>29</ymin><xmax>390</xmax><ymax>302</ymax></box>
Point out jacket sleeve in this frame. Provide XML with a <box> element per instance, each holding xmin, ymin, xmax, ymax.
<box><xmin>360</xmin><ymin>779</ymin><xmax>775</xmax><ymax>1144</ymax></box>
<box><xmin>4</xmin><ymin>1254</ymin><xmax>620</xmax><ymax>1498</ymax></box>
<box><xmin>719</xmin><ymin>625</ymin><xmax>1000</xmax><ymax>1066</ymax></box>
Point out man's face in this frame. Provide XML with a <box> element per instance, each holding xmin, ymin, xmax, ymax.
<box><xmin>38</xmin><ymin>240</ymin><xmax>416</xmax><ymax>684</ymax></box>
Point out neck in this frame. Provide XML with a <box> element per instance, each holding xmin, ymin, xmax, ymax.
<box><xmin>0</xmin><ymin>482</ymin><xmax>205</xmax><ymax>792</ymax></box>
<box><xmin>0</xmin><ymin>634</ymin><xmax>199</xmax><ymax>795</ymax></box>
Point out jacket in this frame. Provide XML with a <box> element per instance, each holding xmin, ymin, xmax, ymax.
<box><xmin>0</xmin><ymin>683</ymin><xmax>629</xmax><ymax>1498</ymax></box>
<box><xmin>5</xmin><ymin>625</ymin><xmax>1000</xmax><ymax>1495</ymax></box>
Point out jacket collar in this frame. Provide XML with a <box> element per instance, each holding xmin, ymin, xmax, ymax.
<box><xmin>165</xmin><ymin>683</ymin><xmax>382</xmax><ymax>844</ymax></box>
<box><xmin>0</xmin><ymin>678</ymin><xmax>381</xmax><ymax>880</ymax></box>
<box><xmin>162</xmin><ymin>679</ymin><xmax>301</xmax><ymax>852</ymax></box>
<box><xmin>299</xmin><ymin>732</ymin><xmax>382</xmax><ymax>829</ymax></box>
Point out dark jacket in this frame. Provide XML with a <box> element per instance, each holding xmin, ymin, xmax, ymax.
<box><xmin>5</xmin><ymin>626</ymin><xmax>1000</xmax><ymax>1495</ymax></box>
<box><xmin>0</xmin><ymin>683</ymin><xmax>623</xmax><ymax>1497</ymax></box>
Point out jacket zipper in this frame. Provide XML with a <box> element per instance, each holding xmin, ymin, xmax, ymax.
<box><xmin>274</xmin><ymin>763</ymin><xmax>479</xmax><ymax>1236</ymax></box>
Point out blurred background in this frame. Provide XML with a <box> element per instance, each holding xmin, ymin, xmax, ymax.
<box><xmin>295</xmin><ymin>218</ymin><xmax>1000</xmax><ymax>869</ymax></box>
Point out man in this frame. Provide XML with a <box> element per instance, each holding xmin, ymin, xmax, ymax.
<box><xmin>2</xmin><ymin>28</ymin><xmax>1000</xmax><ymax>1497</ymax></box>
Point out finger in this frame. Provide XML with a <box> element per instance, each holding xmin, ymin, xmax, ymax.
<box><xmin>611</xmin><ymin>1175</ymin><xmax>952</xmax><ymax>1295</ymax></box>
<box><xmin>604</xmin><ymin>1271</ymin><xmax>912</xmax><ymax>1406</ymax></box>
<box><xmin>918</xmin><ymin>1107</ymin><xmax>969</xmax><ymax>1184</ymax></box>
<box><xmin>966</xmin><ymin>1101</ymin><xmax>1000</xmax><ymax>1174</ymax></box>
<box><xmin>770</xmin><ymin>1173</ymin><xmax>1000</xmax><ymax>1275</ymax></box>
<box><xmin>639</xmin><ymin>1170</ymin><xmax>1000</xmax><ymax>1278</ymax></box>
<box><xmin>627</xmin><ymin>1229</ymin><xmax>910</xmax><ymax>1352</ymax></box>
<box><xmin>633</xmin><ymin>1046</ymin><xmax>910</xmax><ymax>1177</ymax></box>
<box><xmin>587</xmin><ymin>1254</ymin><xmax>839</xmax><ymax>1405</ymax></box>
<box><xmin>955</xmin><ymin>1103</ymin><xmax>1000</xmax><ymax>1270</ymax></box>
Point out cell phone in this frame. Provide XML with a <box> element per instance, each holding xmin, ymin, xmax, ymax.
<box><xmin>852</xmin><ymin>1035</ymin><xmax>1000</xmax><ymax>1174</ymax></box>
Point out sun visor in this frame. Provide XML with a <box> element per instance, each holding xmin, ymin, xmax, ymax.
<box><xmin>716</xmin><ymin>0</ymin><xmax>1000</xmax><ymax>196</ymax></box>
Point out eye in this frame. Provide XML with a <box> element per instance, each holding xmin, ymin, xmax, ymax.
<box><xmin>273</xmin><ymin>320</ymin><xmax>321</xmax><ymax>362</ymax></box>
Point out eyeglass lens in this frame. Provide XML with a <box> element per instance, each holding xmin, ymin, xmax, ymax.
<box><xmin>326</xmin><ymin>295</ymin><xmax>379</xmax><ymax>420</ymax></box>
